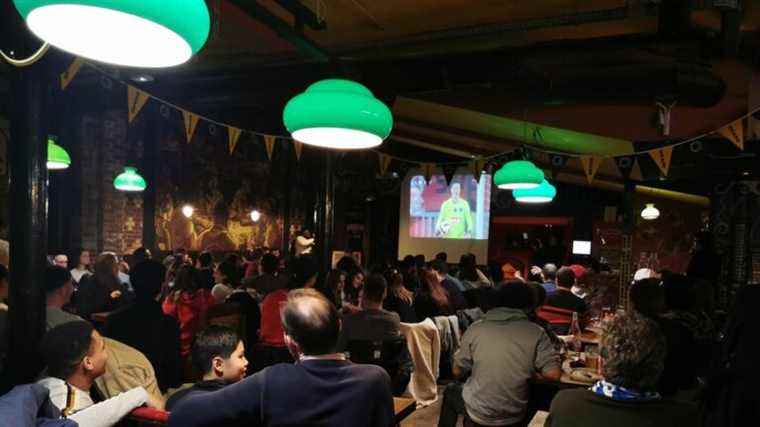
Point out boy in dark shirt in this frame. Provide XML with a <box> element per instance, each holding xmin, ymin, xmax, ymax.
<box><xmin>166</xmin><ymin>326</ymin><xmax>248</xmax><ymax>410</ymax></box>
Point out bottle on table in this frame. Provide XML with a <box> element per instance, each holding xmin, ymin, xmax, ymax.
<box><xmin>570</xmin><ymin>311</ymin><xmax>583</xmax><ymax>353</ymax></box>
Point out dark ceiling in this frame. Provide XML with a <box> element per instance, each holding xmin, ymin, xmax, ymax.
<box><xmin>1</xmin><ymin>0</ymin><xmax>760</xmax><ymax>195</ymax></box>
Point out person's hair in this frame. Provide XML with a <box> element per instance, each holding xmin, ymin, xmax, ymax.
<box><xmin>629</xmin><ymin>278</ymin><xmax>665</xmax><ymax>319</ymax></box>
<box><xmin>601</xmin><ymin>312</ymin><xmax>666</xmax><ymax>391</ymax></box>
<box><xmin>131</xmin><ymin>259</ymin><xmax>166</xmax><ymax>299</ymax></box>
<box><xmin>459</xmin><ymin>253</ymin><xmax>480</xmax><ymax>282</ymax></box>
<box><xmin>173</xmin><ymin>265</ymin><xmax>199</xmax><ymax>294</ymax></box>
<box><xmin>542</xmin><ymin>263</ymin><xmax>558</xmax><ymax>281</ymax></box>
<box><xmin>430</xmin><ymin>259</ymin><xmax>448</xmax><ymax>276</ymax></box>
<box><xmin>217</xmin><ymin>259</ymin><xmax>241</xmax><ymax>287</ymax></box>
<box><xmin>363</xmin><ymin>274</ymin><xmax>387</xmax><ymax>303</ymax></box>
<box><xmin>324</xmin><ymin>269</ymin><xmax>345</xmax><ymax>293</ymax></box>
<box><xmin>556</xmin><ymin>267</ymin><xmax>576</xmax><ymax>288</ymax></box>
<box><xmin>527</xmin><ymin>281</ymin><xmax>547</xmax><ymax>312</ymax></box>
<box><xmin>290</xmin><ymin>257</ymin><xmax>318</xmax><ymax>289</ymax></box>
<box><xmin>420</xmin><ymin>269</ymin><xmax>451</xmax><ymax>312</ymax></box>
<box><xmin>261</xmin><ymin>254</ymin><xmax>278</xmax><ymax>275</ymax></box>
<box><xmin>281</xmin><ymin>289</ymin><xmax>340</xmax><ymax>355</ymax></box>
<box><xmin>198</xmin><ymin>252</ymin><xmax>213</xmax><ymax>269</ymax></box>
<box><xmin>93</xmin><ymin>253</ymin><xmax>121</xmax><ymax>290</ymax></box>
<box><xmin>191</xmin><ymin>325</ymin><xmax>241</xmax><ymax>374</ymax></box>
<box><xmin>402</xmin><ymin>255</ymin><xmax>415</xmax><ymax>269</ymax></box>
<box><xmin>493</xmin><ymin>280</ymin><xmax>535</xmax><ymax>310</ymax></box>
<box><xmin>70</xmin><ymin>248</ymin><xmax>90</xmax><ymax>268</ymax></box>
<box><xmin>345</xmin><ymin>269</ymin><xmax>365</xmax><ymax>301</ymax></box>
<box><xmin>385</xmin><ymin>268</ymin><xmax>412</xmax><ymax>305</ymax></box>
<box><xmin>336</xmin><ymin>256</ymin><xmax>359</xmax><ymax>276</ymax></box>
<box><xmin>435</xmin><ymin>252</ymin><xmax>447</xmax><ymax>262</ymax></box>
<box><xmin>40</xmin><ymin>321</ymin><xmax>95</xmax><ymax>380</ymax></box>
<box><xmin>414</xmin><ymin>254</ymin><xmax>426</xmax><ymax>269</ymax></box>
<box><xmin>45</xmin><ymin>266</ymin><xmax>72</xmax><ymax>294</ymax></box>
<box><xmin>662</xmin><ymin>273</ymin><xmax>695</xmax><ymax>311</ymax></box>
<box><xmin>132</xmin><ymin>247</ymin><xmax>150</xmax><ymax>265</ymax></box>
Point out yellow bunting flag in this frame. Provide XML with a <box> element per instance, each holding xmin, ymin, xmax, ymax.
<box><xmin>422</xmin><ymin>163</ymin><xmax>435</xmax><ymax>184</ymax></box>
<box><xmin>293</xmin><ymin>140</ymin><xmax>303</xmax><ymax>161</ymax></box>
<box><xmin>127</xmin><ymin>86</ymin><xmax>151</xmax><ymax>123</ymax></box>
<box><xmin>182</xmin><ymin>110</ymin><xmax>200</xmax><ymax>143</ymax></box>
<box><xmin>60</xmin><ymin>57</ymin><xmax>84</xmax><ymax>90</ymax></box>
<box><xmin>264</xmin><ymin>135</ymin><xmax>276</xmax><ymax>160</ymax></box>
<box><xmin>717</xmin><ymin>119</ymin><xmax>744</xmax><ymax>150</ymax></box>
<box><xmin>648</xmin><ymin>146</ymin><xmax>673</xmax><ymax>176</ymax></box>
<box><xmin>470</xmin><ymin>158</ymin><xmax>486</xmax><ymax>180</ymax></box>
<box><xmin>580</xmin><ymin>156</ymin><xmax>603</xmax><ymax>184</ymax></box>
<box><xmin>378</xmin><ymin>153</ymin><xmax>392</xmax><ymax>176</ymax></box>
<box><xmin>228</xmin><ymin>127</ymin><xmax>242</xmax><ymax>154</ymax></box>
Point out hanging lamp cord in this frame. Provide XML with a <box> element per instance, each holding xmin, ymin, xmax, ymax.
<box><xmin>0</xmin><ymin>42</ymin><xmax>50</xmax><ymax>67</ymax></box>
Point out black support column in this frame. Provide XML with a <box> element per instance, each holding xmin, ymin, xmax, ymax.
<box><xmin>315</xmin><ymin>151</ymin><xmax>335</xmax><ymax>271</ymax></box>
<box><xmin>6</xmin><ymin>56</ymin><xmax>49</xmax><ymax>386</ymax></box>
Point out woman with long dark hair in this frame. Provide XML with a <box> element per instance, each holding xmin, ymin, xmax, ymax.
<box><xmin>415</xmin><ymin>269</ymin><xmax>452</xmax><ymax>321</ymax></box>
<box><xmin>317</xmin><ymin>269</ymin><xmax>345</xmax><ymax>309</ymax></box>
<box><xmin>384</xmin><ymin>268</ymin><xmax>417</xmax><ymax>323</ymax></box>
<box><xmin>74</xmin><ymin>252</ymin><xmax>130</xmax><ymax>319</ymax></box>
<box><xmin>162</xmin><ymin>265</ymin><xmax>215</xmax><ymax>357</ymax></box>
<box><xmin>69</xmin><ymin>248</ymin><xmax>92</xmax><ymax>284</ymax></box>
<box><xmin>211</xmin><ymin>259</ymin><xmax>241</xmax><ymax>303</ymax></box>
<box><xmin>343</xmin><ymin>269</ymin><xmax>365</xmax><ymax>314</ymax></box>
<box><xmin>458</xmin><ymin>253</ymin><xmax>492</xmax><ymax>289</ymax></box>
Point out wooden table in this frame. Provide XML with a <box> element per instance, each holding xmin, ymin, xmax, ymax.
<box><xmin>393</xmin><ymin>397</ymin><xmax>416</xmax><ymax>425</ymax></box>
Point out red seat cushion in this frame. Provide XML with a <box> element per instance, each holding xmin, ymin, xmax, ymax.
<box><xmin>537</xmin><ymin>305</ymin><xmax>574</xmax><ymax>326</ymax></box>
<box><xmin>129</xmin><ymin>407</ymin><xmax>169</xmax><ymax>423</ymax></box>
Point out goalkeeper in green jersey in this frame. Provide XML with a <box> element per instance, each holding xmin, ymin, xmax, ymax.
<box><xmin>435</xmin><ymin>182</ymin><xmax>473</xmax><ymax>238</ymax></box>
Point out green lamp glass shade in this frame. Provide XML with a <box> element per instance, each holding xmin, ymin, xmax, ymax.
<box><xmin>13</xmin><ymin>0</ymin><xmax>210</xmax><ymax>67</ymax></box>
<box><xmin>493</xmin><ymin>160</ymin><xmax>545</xmax><ymax>190</ymax></box>
<box><xmin>113</xmin><ymin>167</ymin><xmax>146</xmax><ymax>192</ymax></box>
<box><xmin>513</xmin><ymin>179</ymin><xmax>556</xmax><ymax>203</ymax></box>
<box><xmin>283</xmin><ymin>79</ymin><xmax>393</xmax><ymax>150</ymax></box>
<box><xmin>47</xmin><ymin>139</ymin><xmax>71</xmax><ymax>170</ymax></box>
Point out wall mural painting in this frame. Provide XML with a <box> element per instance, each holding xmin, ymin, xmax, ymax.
<box><xmin>154</xmin><ymin>132</ymin><xmax>299</xmax><ymax>253</ymax></box>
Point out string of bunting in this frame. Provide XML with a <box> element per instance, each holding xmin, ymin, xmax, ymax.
<box><xmin>59</xmin><ymin>56</ymin><xmax>758</xmax><ymax>181</ymax></box>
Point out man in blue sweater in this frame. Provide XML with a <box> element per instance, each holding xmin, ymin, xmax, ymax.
<box><xmin>169</xmin><ymin>288</ymin><xmax>395</xmax><ymax>427</ymax></box>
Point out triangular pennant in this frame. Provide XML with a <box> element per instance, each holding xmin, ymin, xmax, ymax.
<box><xmin>549</xmin><ymin>154</ymin><xmax>568</xmax><ymax>179</ymax></box>
<box><xmin>717</xmin><ymin>119</ymin><xmax>744</xmax><ymax>150</ymax></box>
<box><xmin>378</xmin><ymin>153</ymin><xmax>392</xmax><ymax>176</ymax></box>
<box><xmin>648</xmin><ymin>146</ymin><xmax>673</xmax><ymax>176</ymax></box>
<box><xmin>442</xmin><ymin>164</ymin><xmax>458</xmax><ymax>186</ymax></box>
<box><xmin>182</xmin><ymin>110</ymin><xmax>200</xmax><ymax>143</ymax></box>
<box><xmin>127</xmin><ymin>86</ymin><xmax>151</xmax><ymax>123</ymax></box>
<box><xmin>421</xmin><ymin>163</ymin><xmax>435</xmax><ymax>184</ymax></box>
<box><xmin>580</xmin><ymin>156</ymin><xmax>603</xmax><ymax>184</ymax></box>
<box><xmin>293</xmin><ymin>140</ymin><xmax>303</xmax><ymax>161</ymax></box>
<box><xmin>470</xmin><ymin>158</ymin><xmax>486</xmax><ymax>181</ymax></box>
<box><xmin>60</xmin><ymin>57</ymin><xmax>84</xmax><ymax>90</ymax></box>
<box><xmin>263</xmin><ymin>135</ymin><xmax>276</xmax><ymax>160</ymax></box>
<box><xmin>615</xmin><ymin>155</ymin><xmax>636</xmax><ymax>181</ymax></box>
<box><xmin>228</xmin><ymin>127</ymin><xmax>243</xmax><ymax>154</ymax></box>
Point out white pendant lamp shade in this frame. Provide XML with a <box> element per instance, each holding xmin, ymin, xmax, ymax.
<box><xmin>641</xmin><ymin>203</ymin><xmax>660</xmax><ymax>220</ymax></box>
<box><xmin>250</xmin><ymin>210</ymin><xmax>261</xmax><ymax>222</ymax></box>
<box><xmin>181</xmin><ymin>204</ymin><xmax>194</xmax><ymax>218</ymax></box>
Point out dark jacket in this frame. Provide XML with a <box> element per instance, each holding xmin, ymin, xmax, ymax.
<box><xmin>168</xmin><ymin>360</ymin><xmax>394</xmax><ymax>427</ymax></box>
<box><xmin>383</xmin><ymin>294</ymin><xmax>417</xmax><ymax>324</ymax></box>
<box><xmin>0</xmin><ymin>383</ymin><xmax>76</xmax><ymax>427</ymax></box>
<box><xmin>546</xmin><ymin>389</ymin><xmax>700</xmax><ymax>427</ymax></box>
<box><xmin>166</xmin><ymin>379</ymin><xmax>227</xmax><ymax>411</ymax></box>
<box><xmin>74</xmin><ymin>274</ymin><xmax>131</xmax><ymax>320</ymax></box>
<box><xmin>103</xmin><ymin>298</ymin><xmax>183</xmax><ymax>391</ymax></box>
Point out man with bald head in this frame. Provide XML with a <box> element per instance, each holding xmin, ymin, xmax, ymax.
<box><xmin>169</xmin><ymin>288</ymin><xmax>395</xmax><ymax>427</ymax></box>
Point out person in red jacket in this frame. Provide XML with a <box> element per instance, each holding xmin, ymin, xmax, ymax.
<box><xmin>162</xmin><ymin>265</ymin><xmax>216</xmax><ymax>357</ymax></box>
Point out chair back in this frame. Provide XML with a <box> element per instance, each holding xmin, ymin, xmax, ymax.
<box><xmin>537</xmin><ymin>304</ymin><xmax>574</xmax><ymax>335</ymax></box>
<box><xmin>346</xmin><ymin>338</ymin><xmax>406</xmax><ymax>374</ymax></box>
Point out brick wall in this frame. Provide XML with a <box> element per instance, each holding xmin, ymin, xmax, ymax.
<box><xmin>78</xmin><ymin>110</ymin><xmax>144</xmax><ymax>255</ymax></box>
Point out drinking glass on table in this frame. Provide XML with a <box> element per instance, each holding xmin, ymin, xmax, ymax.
<box><xmin>585</xmin><ymin>344</ymin><xmax>601</xmax><ymax>373</ymax></box>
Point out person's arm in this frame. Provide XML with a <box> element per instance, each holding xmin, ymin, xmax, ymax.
<box><xmin>68</xmin><ymin>387</ymin><xmax>148</xmax><ymax>427</ymax></box>
<box><xmin>534</xmin><ymin>330</ymin><xmax>562</xmax><ymax>381</ymax></box>
<box><xmin>168</xmin><ymin>376</ymin><xmax>260</xmax><ymax>427</ymax></box>
<box><xmin>452</xmin><ymin>329</ymin><xmax>474</xmax><ymax>380</ymax></box>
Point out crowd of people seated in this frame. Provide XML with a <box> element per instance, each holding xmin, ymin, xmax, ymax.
<box><xmin>0</xmin><ymin>242</ymin><xmax>757</xmax><ymax>427</ymax></box>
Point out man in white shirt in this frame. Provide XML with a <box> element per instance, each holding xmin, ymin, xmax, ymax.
<box><xmin>38</xmin><ymin>321</ymin><xmax>160</xmax><ymax>427</ymax></box>
<box><xmin>295</xmin><ymin>229</ymin><xmax>315</xmax><ymax>257</ymax></box>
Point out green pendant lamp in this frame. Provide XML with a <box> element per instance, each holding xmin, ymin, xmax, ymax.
<box><xmin>513</xmin><ymin>179</ymin><xmax>556</xmax><ymax>203</ymax></box>
<box><xmin>113</xmin><ymin>167</ymin><xmax>146</xmax><ymax>192</ymax></box>
<box><xmin>493</xmin><ymin>160</ymin><xmax>544</xmax><ymax>190</ymax></box>
<box><xmin>47</xmin><ymin>138</ymin><xmax>71</xmax><ymax>170</ymax></box>
<box><xmin>283</xmin><ymin>79</ymin><xmax>393</xmax><ymax>150</ymax></box>
<box><xmin>13</xmin><ymin>0</ymin><xmax>210</xmax><ymax>67</ymax></box>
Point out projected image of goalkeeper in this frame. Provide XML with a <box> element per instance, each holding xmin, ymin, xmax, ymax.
<box><xmin>435</xmin><ymin>182</ymin><xmax>473</xmax><ymax>238</ymax></box>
